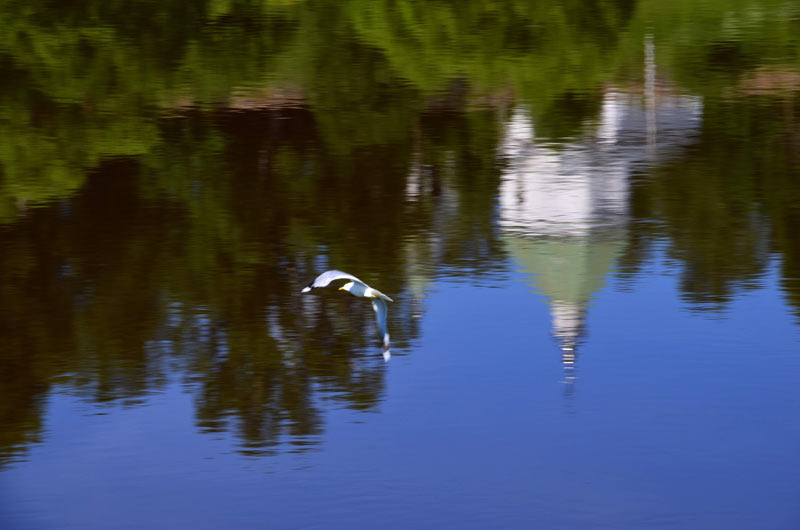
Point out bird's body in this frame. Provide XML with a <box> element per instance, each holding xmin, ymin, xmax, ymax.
<box><xmin>301</xmin><ymin>270</ymin><xmax>392</xmax><ymax>350</ymax></box>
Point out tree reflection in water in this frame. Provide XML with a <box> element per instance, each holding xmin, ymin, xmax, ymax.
<box><xmin>0</xmin><ymin>102</ymin><xmax>506</xmax><ymax>463</ymax></box>
<box><xmin>0</xmin><ymin>0</ymin><xmax>799</xmax><ymax>466</ymax></box>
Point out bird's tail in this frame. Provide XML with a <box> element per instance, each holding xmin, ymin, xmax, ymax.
<box><xmin>372</xmin><ymin>289</ymin><xmax>393</xmax><ymax>302</ymax></box>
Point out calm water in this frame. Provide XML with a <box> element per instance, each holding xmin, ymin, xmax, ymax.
<box><xmin>1</xmin><ymin>1</ymin><xmax>800</xmax><ymax>528</ymax></box>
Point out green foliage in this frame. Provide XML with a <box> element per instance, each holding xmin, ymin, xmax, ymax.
<box><xmin>637</xmin><ymin>0</ymin><xmax>800</xmax><ymax>95</ymax></box>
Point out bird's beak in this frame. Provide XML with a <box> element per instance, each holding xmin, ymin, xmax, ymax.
<box><xmin>338</xmin><ymin>286</ymin><xmax>344</xmax><ymax>291</ymax></box>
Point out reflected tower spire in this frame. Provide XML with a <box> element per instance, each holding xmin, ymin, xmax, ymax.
<box><xmin>499</xmin><ymin>44</ymin><xmax>702</xmax><ymax>389</ymax></box>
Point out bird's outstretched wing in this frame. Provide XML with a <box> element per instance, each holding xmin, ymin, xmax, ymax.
<box><xmin>301</xmin><ymin>270</ymin><xmax>366</xmax><ymax>292</ymax></box>
<box><xmin>371</xmin><ymin>298</ymin><xmax>390</xmax><ymax>348</ymax></box>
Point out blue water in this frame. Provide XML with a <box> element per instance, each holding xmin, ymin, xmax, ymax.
<box><xmin>1</xmin><ymin>1</ymin><xmax>800</xmax><ymax>527</ymax></box>
<box><xmin>3</xmin><ymin>253</ymin><xmax>798</xmax><ymax>529</ymax></box>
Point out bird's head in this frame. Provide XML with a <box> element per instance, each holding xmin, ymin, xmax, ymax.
<box><xmin>338</xmin><ymin>281</ymin><xmax>355</xmax><ymax>293</ymax></box>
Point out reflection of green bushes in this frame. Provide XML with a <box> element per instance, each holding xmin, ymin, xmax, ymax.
<box><xmin>0</xmin><ymin>0</ymin><xmax>301</xmax><ymax>219</ymax></box>
<box><xmin>0</xmin><ymin>0</ymin><xmax>638</xmax><ymax>217</ymax></box>
<box><xmin>637</xmin><ymin>0</ymin><xmax>800</xmax><ymax>95</ymax></box>
<box><xmin>0</xmin><ymin>99</ymin><xmax>158</xmax><ymax>220</ymax></box>
<box><xmin>3</xmin><ymin>0</ymin><xmax>796</xmax><ymax>217</ymax></box>
<box><xmin>346</xmin><ymin>0</ymin><xmax>634</xmax><ymax>107</ymax></box>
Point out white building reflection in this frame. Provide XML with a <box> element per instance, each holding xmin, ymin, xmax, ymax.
<box><xmin>500</xmin><ymin>48</ymin><xmax>702</xmax><ymax>387</ymax></box>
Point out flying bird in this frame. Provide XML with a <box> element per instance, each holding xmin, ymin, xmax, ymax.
<box><xmin>301</xmin><ymin>270</ymin><xmax>393</xmax><ymax>350</ymax></box>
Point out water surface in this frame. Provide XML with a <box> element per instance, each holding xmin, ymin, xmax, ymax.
<box><xmin>1</xmin><ymin>1</ymin><xmax>799</xmax><ymax>528</ymax></box>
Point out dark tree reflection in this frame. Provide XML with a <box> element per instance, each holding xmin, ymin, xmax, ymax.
<box><xmin>620</xmin><ymin>92</ymin><xmax>800</xmax><ymax>315</ymax></box>
<box><xmin>0</xmin><ymin>98</ymin><xmax>509</xmax><ymax>463</ymax></box>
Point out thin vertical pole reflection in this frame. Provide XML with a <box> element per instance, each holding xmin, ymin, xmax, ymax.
<box><xmin>645</xmin><ymin>33</ymin><xmax>657</xmax><ymax>157</ymax></box>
